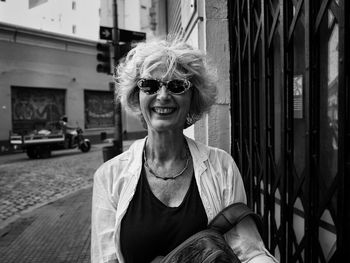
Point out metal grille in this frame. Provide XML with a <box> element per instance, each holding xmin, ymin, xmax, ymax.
<box><xmin>167</xmin><ymin>0</ymin><xmax>182</xmax><ymax>35</ymax></box>
<box><xmin>228</xmin><ymin>0</ymin><xmax>349</xmax><ymax>262</ymax></box>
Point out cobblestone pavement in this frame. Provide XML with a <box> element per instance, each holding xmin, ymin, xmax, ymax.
<box><xmin>0</xmin><ymin>141</ymin><xmax>133</xmax><ymax>227</ymax></box>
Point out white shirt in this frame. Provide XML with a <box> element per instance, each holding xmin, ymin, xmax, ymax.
<box><xmin>91</xmin><ymin>136</ymin><xmax>278</xmax><ymax>263</ymax></box>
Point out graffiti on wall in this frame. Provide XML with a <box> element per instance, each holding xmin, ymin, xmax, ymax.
<box><xmin>85</xmin><ymin>90</ymin><xmax>114</xmax><ymax>128</ymax></box>
<box><xmin>11</xmin><ymin>87</ymin><xmax>65</xmax><ymax>133</ymax></box>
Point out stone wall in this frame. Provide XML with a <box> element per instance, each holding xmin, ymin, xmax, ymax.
<box><xmin>194</xmin><ymin>0</ymin><xmax>231</xmax><ymax>154</ymax></box>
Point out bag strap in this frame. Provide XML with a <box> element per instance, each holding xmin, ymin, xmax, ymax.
<box><xmin>208</xmin><ymin>202</ymin><xmax>263</xmax><ymax>235</ymax></box>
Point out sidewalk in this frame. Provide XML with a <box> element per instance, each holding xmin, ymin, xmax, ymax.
<box><xmin>0</xmin><ymin>187</ymin><xmax>92</xmax><ymax>263</ymax></box>
<box><xmin>0</xmin><ymin>140</ymin><xmax>135</xmax><ymax>263</ymax></box>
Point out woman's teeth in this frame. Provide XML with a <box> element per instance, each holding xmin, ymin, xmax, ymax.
<box><xmin>152</xmin><ymin>107</ymin><xmax>176</xmax><ymax>114</ymax></box>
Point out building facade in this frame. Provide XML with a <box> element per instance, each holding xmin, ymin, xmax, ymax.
<box><xmin>0</xmin><ymin>0</ymin><xmax>155</xmax><ymax>153</ymax></box>
<box><xmin>156</xmin><ymin>0</ymin><xmax>349</xmax><ymax>262</ymax></box>
<box><xmin>0</xmin><ymin>23</ymin><xmax>115</xmax><ymax>152</ymax></box>
<box><xmin>0</xmin><ymin>0</ymin><xmax>100</xmax><ymax>40</ymax></box>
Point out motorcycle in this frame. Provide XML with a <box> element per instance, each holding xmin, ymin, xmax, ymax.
<box><xmin>75</xmin><ymin>127</ymin><xmax>91</xmax><ymax>153</ymax></box>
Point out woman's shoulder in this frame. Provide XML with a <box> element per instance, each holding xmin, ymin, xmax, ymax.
<box><xmin>187</xmin><ymin>137</ymin><xmax>234</xmax><ymax>162</ymax></box>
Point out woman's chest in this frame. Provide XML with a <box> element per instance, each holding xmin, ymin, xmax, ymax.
<box><xmin>146</xmin><ymin>171</ymin><xmax>193</xmax><ymax>207</ymax></box>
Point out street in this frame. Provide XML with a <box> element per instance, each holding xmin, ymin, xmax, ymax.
<box><xmin>0</xmin><ymin>144</ymin><xmax>103</xmax><ymax>225</ymax></box>
<box><xmin>0</xmin><ymin>141</ymin><xmax>133</xmax><ymax>226</ymax></box>
<box><xmin>0</xmin><ymin>140</ymin><xmax>134</xmax><ymax>263</ymax></box>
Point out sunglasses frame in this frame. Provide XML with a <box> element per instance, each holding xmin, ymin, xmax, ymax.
<box><xmin>136</xmin><ymin>78</ymin><xmax>192</xmax><ymax>95</ymax></box>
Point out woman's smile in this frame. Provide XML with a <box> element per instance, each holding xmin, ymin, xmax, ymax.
<box><xmin>151</xmin><ymin>106</ymin><xmax>177</xmax><ymax>115</ymax></box>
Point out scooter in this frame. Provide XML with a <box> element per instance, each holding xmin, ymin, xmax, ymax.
<box><xmin>75</xmin><ymin>127</ymin><xmax>91</xmax><ymax>153</ymax></box>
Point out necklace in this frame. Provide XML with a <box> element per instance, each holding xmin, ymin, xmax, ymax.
<box><xmin>143</xmin><ymin>147</ymin><xmax>190</xmax><ymax>180</ymax></box>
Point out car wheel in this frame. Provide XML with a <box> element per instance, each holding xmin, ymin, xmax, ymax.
<box><xmin>27</xmin><ymin>147</ymin><xmax>38</xmax><ymax>159</ymax></box>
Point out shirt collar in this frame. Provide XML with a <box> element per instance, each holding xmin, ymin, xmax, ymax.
<box><xmin>185</xmin><ymin>136</ymin><xmax>209</xmax><ymax>175</ymax></box>
<box><xmin>126</xmin><ymin>137</ymin><xmax>147</xmax><ymax>176</ymax></box>
<box><xmin>126</xmin><ymin>135</ymin><xmax>210</xmax><ymax>176</ymax></box>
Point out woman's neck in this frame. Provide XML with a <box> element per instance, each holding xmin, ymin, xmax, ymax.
<box><xmin>146</xmin><ymin>130</ymin><xmax>186</xmax><ymax>163</ymax></box>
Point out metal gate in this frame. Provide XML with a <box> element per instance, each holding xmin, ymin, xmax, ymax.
<box><xmin>228</xmin><ymin>0</ymin><xmax>349</xmax><ymax>262</ymax></box>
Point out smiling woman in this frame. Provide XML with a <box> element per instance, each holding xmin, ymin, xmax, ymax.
<box><xmin>91</xmin><ymin>37</ymin><xmax>278</xmax><ymax>263</ymax></box>
<box><xmin>116</xmin><ymin>37</ymin><xmax>217</xmax><ymax>129</ymax></box>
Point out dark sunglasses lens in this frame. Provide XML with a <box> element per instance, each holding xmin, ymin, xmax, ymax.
<box><xmin>167</xmin><ymin>80</ymin><xmax>187</xmax><ymax>94</ymax></box>
<box><xmin>139</xmin><ymin>79</ymin><xmax>160</xmax><ymax>94</ymax></box>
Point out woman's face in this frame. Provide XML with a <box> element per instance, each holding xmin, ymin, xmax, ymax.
<box><xmin>139</xmin><ymin>68</ymin><xmax>192</xmax><ymax>133</ymax></box>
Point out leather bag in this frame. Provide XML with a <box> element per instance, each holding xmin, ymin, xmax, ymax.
<box><xmin>160</xmin><ymin>202</ymin><xmax>262</xmax><ymax>263</ymax></box>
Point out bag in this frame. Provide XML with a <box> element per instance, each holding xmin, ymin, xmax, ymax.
<box><xmin>160</xmin><ymin>203</ymin><xmax>262</xmax><ymax>263</ymax></box>
<box><xmin>160</xmin><ymin>229</ymin><xmax>239</xmax><ymax>263</ymax></box>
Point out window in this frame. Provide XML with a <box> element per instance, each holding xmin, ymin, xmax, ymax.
<box><xmin>72</xmin><ymin>25</ymin><xmax>76</xmax><ymax>34</ymax></box>
<box><xmin>84</xmin><ymin>90</ymin><xmax>114</xmax><ymax>129</ymax></box>
<box><xmin>11</xmin><ymin>87</ymin><xmax>66</xmax><ymax>134</ymax></box>
<box><xmin>72</xmin><ymin>1</ymin><xmax>76</xmax><ymax>10</ymax></box>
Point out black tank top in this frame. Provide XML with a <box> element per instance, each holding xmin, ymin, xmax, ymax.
<box><xmin>120</xmin><ymin>167</ymin><xmax>208</xmax><ymax>263</ymax></box>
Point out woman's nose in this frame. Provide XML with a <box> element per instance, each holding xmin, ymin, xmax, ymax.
<box><xmin>157</xmin><ymin>85</ymin><xmax>170</xmax><ymax>99</ymax></box>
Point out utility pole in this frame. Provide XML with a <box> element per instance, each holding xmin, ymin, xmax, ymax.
<box><xmin>112</xmin><ymin>0</ymin><xmax>123</xmax><ymax>154</ymax></box>
<box><xmin>101</xmin><ymin>1</ymin><xmax>145</xmax><ymax>162</ymax></box>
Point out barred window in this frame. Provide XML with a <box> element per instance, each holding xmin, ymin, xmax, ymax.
<box><xmin>84</xmin><ymin>90</ymin><xmax>114</xmax><ymax>129</ymax></box>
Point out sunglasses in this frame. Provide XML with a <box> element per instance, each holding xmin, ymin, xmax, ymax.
<box><xmin>136</xmin><ymin>78</ymin><xmax>192</xmax><ymax>95</ymax></box>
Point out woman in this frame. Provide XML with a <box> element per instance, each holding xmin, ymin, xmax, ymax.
<box><xmin>91</xmin><ymin>38</ymin><xmax>277</xmax><ymax>263</ymax></box>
